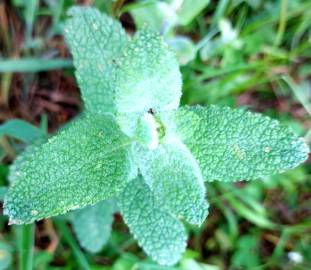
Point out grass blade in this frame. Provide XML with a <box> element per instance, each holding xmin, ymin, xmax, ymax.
<box><xmin>54</xmin><ymin>219</ymin><xmax>90</xmax><ymax>270</ymax></box>
<box><xmin>0</xmin><ymin>58</ymin><xmax>72</xmax><ymax>73</ymax></box>
<box><xmin>0</xmin><ymin>119</ymin><xmax>46</xmax><ymax>144</ymax></box>
<box><xmin>274</xmin><ymin>0</ymin><xmax>288</xmax><ymax>47</ymax></box>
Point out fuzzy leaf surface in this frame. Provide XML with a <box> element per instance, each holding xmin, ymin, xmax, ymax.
<box><xmin>4</xmin><ymin>114</ymin><xmax>133</xmax><ymax>224</ymax></box>
<box><xmin>8</xmin><ymin>143</ymin><xmax>43</xmax><ymax>184</ymax></box>
<box><xmin>65</xmin><ymin>6</ymin><xmax>128</xmax><ymax>114</ymax></box>
<box><xmin>71</xmin><ymin>199</ymin><xmax>116</xmax><ymax>253</ymax></box>
<box><xmin>163</xmin><ymin>105</ymin><xmax>309</xmax><ymax>182</ymax></box>
<box><xmin>115</xmin><ymin>29</ymin><xmax>182</xmax><ymax>135</ymax></box>
<box><xmin>133</xmin><ymin>140</ymin><xmax>208</xmax><ymax>225</ymax></box>
<box><xmin>118</xmin><ymin>177</ymin><xmax>187</xmax><ymax>266</ymax></box>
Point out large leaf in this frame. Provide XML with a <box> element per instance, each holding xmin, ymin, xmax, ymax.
<box><xmin>8</xmin><ymin>143</ymin><xmax>42</xmax><ymax>184</ymax></box>
<box><xmin>163</xmin><ymin>105</ymin><xmax>309</xmax><ymax>182</ymax></box>
<box><xmin>118</xmin><ymin>177</ymin><xmax>187</xmax><ymax>266</ymax></box>
<box><xmin>115</xmin><ymin>28</ymin><xmax>182</xmax><ymax>136</ymax></box>
<box><xmin>132</xmin><ymin>139</ymin><xmax>208</xmax><ymax>225</ymax></box>
<box><xmin>4</xmin><ymin>114</ymin><xmax>134</xmax><ymax>224</ymax></box>
<box><xmin>71</xmin><ymin>199</ymin><xmax>116</xmax><ymax>253</ymax></box>
<box><xmin>64</xmin><ymin>6</ymin><xmax>128</xmax><ymax>114</ymax></box>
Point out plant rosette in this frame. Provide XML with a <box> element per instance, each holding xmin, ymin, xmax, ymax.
<box><xmin>4</xmin><ymin>6</ymin><xmax>309</xmax><ymax>266</ymax></box>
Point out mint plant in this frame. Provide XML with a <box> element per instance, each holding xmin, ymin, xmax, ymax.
<box><xmin>4</xmin><ymin>6</ymin><xmax>309</xmax><ymax>266</ymax></box>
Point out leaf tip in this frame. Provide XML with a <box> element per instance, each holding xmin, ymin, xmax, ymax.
<box><xmin>7</xmin><ymin>218</ymin><xmax>23</xmax><ymax>226</ymax></box>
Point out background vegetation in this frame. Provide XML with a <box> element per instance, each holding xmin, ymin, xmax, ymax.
<box><xmin>0</xmin><ymin>0</ymin><xmax>310</xmax><ymax>269</ymax></box>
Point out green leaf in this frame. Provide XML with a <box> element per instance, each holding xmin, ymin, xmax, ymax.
<box><xmin>8</xmin><ymin>141</ymin><xmax>46</xmax><ymax>184</ymax></box>
<box><xmin>129</xmin><ymin>1</ymin><xmax>177</xmax><ymax>32</ymax></box>
<box><xmin>118</xmin><ymin>176</ymin><xmax>187</xmax><ymax>266</ymax></box>
<box><xmin>133</xmin><ymin>139</ymin><xmax>208</xmax><ymax>225</ymax></box>
<box><xmin>71</xmin><ymin>199</ymin><xmax>116</xmax><ymax>253</ymax></box>
<box><xmin>0</xmin><ymin>119</ymin><xmax>46</xmax><ymax>144</ymax></box>
<box><xmin>4</xmin><ymin>114</ymin><xmax>134</xmax><ymax>224</ymax></box>
<box><xmin>168</xmin><ymin>36</ymin><xmax>196</xmax><ymax>65</ymax></box>
<box><xmin>163</xmin><ymin>105</ymin><xmax>309</xmax><ymax>182</ymax></box>
<box><xmin>115</xmin><ymin>28</ymin><xmax>182</xmax><ymax>135</ymax></box>
<box><xmin>177</xmin><ymin>0</ymin><xmax>210</xmax><ymax>26</ymax></box>
<box><xmin>64</xmin><ymin>6</ymin><xmax>128</xmax><ymax>114</ymax></box>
